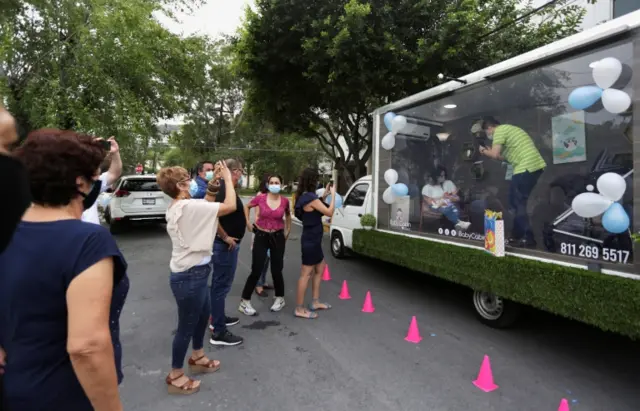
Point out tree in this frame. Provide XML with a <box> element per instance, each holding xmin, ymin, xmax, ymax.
<box><xmin>0</xmin><ymin>0</ymin><xmax>211</xmax><ymax>171</ymax></box>
<box><xmin>235</xmin><ymin>0</ymin><xmax>586</xmax><ymax>185</ymax></box>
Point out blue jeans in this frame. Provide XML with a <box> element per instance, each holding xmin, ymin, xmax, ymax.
<box><xmin>211</xmin><ymin>240</ymin><xmax>240</xmax><ymax>335</ymax></box>
<box><xmin>436</xmin><ymin>205</ymin><xmax>460</xmax><ymax>224</ymax></box>
<box><xmin>256</xmin><ymin>251</ymin><xmax>270</xmax><ymax>287</ymax></box>
<box><xmin>170</xmin><ymin>263</ymin><xmax>212</xmax><ymax>369</ymax></box>
<box><xmin>509</xmin><ymin>170</ymin><xmax>543</xmax><ymax>241</ymax></box>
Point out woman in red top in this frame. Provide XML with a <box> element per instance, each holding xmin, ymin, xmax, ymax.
<box><xmin>240</xmin><ymin>174</ymin><xmax>291</xmax><ymax>315</ymax></box>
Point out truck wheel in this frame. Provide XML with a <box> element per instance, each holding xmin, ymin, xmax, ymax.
<box><xmin>472</xmin><ymin>290</ymin><xmax>521</xmax><ymax>329</ymax></box>
<box><xmin>330</xmin><ymin>231</ymin><xmax>346</xmax><ymax>259</ymax></box>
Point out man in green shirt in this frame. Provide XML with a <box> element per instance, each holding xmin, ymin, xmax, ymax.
<box><xmin>478</xmin><ymin>117</ymin><xmax>546</xmax><ymax>247</ymax></box>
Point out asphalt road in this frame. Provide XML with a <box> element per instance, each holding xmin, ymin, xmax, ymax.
<box><xmin>113</xmin><ymin>221</ymin><xmax>640</xmax><ymax>411</ymax></box>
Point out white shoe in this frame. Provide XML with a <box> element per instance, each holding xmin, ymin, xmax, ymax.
<box><xmin>270</xmin><ymin>297</ymin><xmax>286</xmax><ymax>312</ymax></box>
<box><xmin>455</xmin><ymin>221</ymin><xmax>471</xmax><ymax>231</ymax></box>
<box><xmin>238</xmin><ymin>300</ymin><xmax>257</xmax><ymax>316</ymax></box>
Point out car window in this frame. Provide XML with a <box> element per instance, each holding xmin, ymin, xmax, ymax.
<box><xmin>122</xmin><ymin>179</ymin><xmax>161</xmax><ymax>192</ymax></box>
<box><xmin>344</xmin><ymin>183</ymin><xmax>369</xmax><ymax>207</ymax></box>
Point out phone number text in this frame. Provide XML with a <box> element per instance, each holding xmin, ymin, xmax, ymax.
<box><xmin>560</xmin><ymin>243</ymin><xmax>630</xmax><ymax>264</ymax></box>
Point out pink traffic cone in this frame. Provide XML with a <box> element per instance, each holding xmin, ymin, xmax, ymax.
<box><xmin>361</xmin><ymin>291</ymin><xmax>375</xmax><ymax>313</ymax></box>
<box><xmin>338</xmin><ymin>280</ymin><xmax>351</xmax><ymax>300</ymax></box>
<box><xmin>322</xmin><ymin>265</ymin><xmax>331</xmax><ymax>281</ymax></box>
<box><xmin>404</xmin><ymin>316</ymin><xmax>422</xmax><ymax>343</ymax></box>
<box><xmin>473</xmin><ymin>355</ymin><xmax>499</xmax><ymax>392</ymax></box>
<box><xmin>557</xmin><ymin>399</ymin><xmax>570</xmax><ymax>411</ymax></box>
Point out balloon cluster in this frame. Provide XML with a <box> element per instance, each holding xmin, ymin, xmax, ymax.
<box><xmin>381</xmin><ymin>112</ymin><xmax>409</xmax><ymax>204</ymax></box>
<box><xmin>571</xmin><ymin>172</ymin><xmax>630</xmax><ymax>234</ymax></box>
<box><xmin>568</xmin><ymin>57</ymin><xmax>631</xmax><ymax>114</ymax></box>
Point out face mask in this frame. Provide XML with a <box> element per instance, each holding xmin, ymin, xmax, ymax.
<box><xmin>237</xmin><ymin>175</ymin><xmax>244</xmax><ymax>187</ymax></box>
<box><xmin>268</xmin><ymin>184</ymin><xmax>281</xmax><ymax>194</ymax></box>
<box><xmin>486</xmin><ymin>130</ymin><xmax>494</xmax><ymax>140</ymax></box>
<box><xmin>79</xmin><ymin>180</ymin><xmax>101</xmax><ymax>210</ymax></box>
<box><xmin>205</xmin><ymin>171</ymin><xmax>214</xmax><ymax>181</ymax></box>
<box><xmin>189</xmin><ymin>179</ymin><xmax>199</xmax><ymax>197</ymax></box>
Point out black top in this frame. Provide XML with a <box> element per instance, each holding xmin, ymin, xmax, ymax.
<box><xmin>0</xmin><ymin>154</ymin><xmax>31</xmax><ymax>254</ymax></box>
<box><xmin>0</xmin><ymin>220</ymin><xmax>129</xmax><ymax>410</ymax></box>
<box><xmin>215</xmin><ymin>179</ymin><xmax>245</xmax><ymax>242</ymax></box>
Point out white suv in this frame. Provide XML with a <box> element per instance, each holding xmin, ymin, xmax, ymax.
<box><xmin>104</xmin><ymin>175</ymin><xmax>170</xmax><ymax>233</ymax></box>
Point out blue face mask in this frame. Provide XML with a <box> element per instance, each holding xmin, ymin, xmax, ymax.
<box><xmin>205</xmin><ymin>171</ymin><xmax>214</xmax><ymax>181</ymax></box>
<box><xmin>268</xmin><ymin>184</ymin><xmax>281</xmax><ymax>194</ymax></box>
<box><xmin>189</xmin><ymin>180</ymin><xmax>199</xmax><ymax>197</ymax></box>
<box><xmin>237</xmin><ymin>175</ymin><xmax>244</xmax><ymax>187</ymax></box>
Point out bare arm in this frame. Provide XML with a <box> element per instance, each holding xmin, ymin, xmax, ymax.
<box><xmin>104</xmin><ymin>138</ymin><xmax>122</xmax><ymax>186</ymax></box>
<box><xmin>308</xmin><ymin>198</ymin><xmax>335</xmax><ymax>217</ymax></box>
<box><xmin>208</xmin><ymin>174</ymin><xmax>237</xmax><ymax>217</ymax></box>
<box><xmin>480</xmin><ymin>144</ymin><xmax>504</xmax><ymax>160</ymax></box>
<box><xmin>285</xmin><ymin>210</ymin><xmax>292</xmax><ymax>237</ymax></box>
<box><xmin>67</xmin><ymin>258</ymin><xmax>123</xmax><ymax>411</ymax></box>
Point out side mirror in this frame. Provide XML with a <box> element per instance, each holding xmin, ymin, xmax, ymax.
<box><xmin>106</xmin><ymin>187</ymin><xmax>114</xmax><ymax>193</ymax></box>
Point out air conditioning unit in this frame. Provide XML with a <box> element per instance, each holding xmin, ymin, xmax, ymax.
<box><xmin>400</xmin><ymin>122</ymin><xmax>432</xmax><ymax>139</ymax></box>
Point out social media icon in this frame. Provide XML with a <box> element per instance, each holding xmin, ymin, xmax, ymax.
<box><xmin>438</xmin><ymin>228</ymin><xmax>443</xmax><ymax>234</ymax></box>
<box><xmin>451</xmin><ymin>230</ymin><xmax>457</xmax><ymax>237</ymax></box>
<box><xmin>444</xmin><ymin>229</ymin><xmax>450</xmax><ymax>236</ymax></box>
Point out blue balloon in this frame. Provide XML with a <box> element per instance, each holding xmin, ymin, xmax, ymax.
<box><xmin>602</xmin><ymin>202</ymin><xmax>630</xmax><ymax>234</ymax></box>
<box><xmin>391</xmin><ymin>183</ymin><xmax>409</xmax><ymax>197</ymax></box>
<box><xmin>568</xmin><ymin>86</ymin><xmax>603</xmax><ymax>110</ymax></box>
<box><xmin>326</xmin><ymin>194</ymin><xmax>343</xmax><ymax>208</ymax></box>
<box><xmin>384</xmin><ymin>112</ymin><xmax>396</xmax><ymax>131</ymax></box>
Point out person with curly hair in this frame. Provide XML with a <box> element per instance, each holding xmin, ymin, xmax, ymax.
<box><xmin>157</xmin><ymin>161</ymin><xmax>237</xmax><ymax>395</ymax></box>
<box><xmin>0</xmin><ymin>129</ymin><xmax>129</xmax><ymax>411</ymax></box>
<box><xmin>239</xmin><ymin>174</ymin><xmax>291</xmax><ymax>315</ymax></box>
<box><xmin>293</xmin><ymin>168</ymin><xmax>335</xmax><ymax>319</ymax></box>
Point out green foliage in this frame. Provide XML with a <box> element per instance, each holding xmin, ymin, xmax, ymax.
<box><xmin>0</xmin><ymin>0</ymin><xmax>211</xmax><ymax>171</ymax></box>
<box><xmin>360</xmin><ymin>213</ymin><xmax>376</xmax><ymax>227</ymax></box>
<box><xmin>353</xmin><ymin>229</ymin><xmax>640</xmax><ymax>338</ymax></box>
<box><xmin>235</xmin><ymin>0</ymin><xmax>586</xmax><ymax>185</ymax></box>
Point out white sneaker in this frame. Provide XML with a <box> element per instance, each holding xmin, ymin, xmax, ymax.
<box><xmin>270</xmin><ymin>297</ymin><xmax>286</xmax><ymax>312</ymax></box>
<box><xmin>455</xmin><ymin>221</ymin><xmax>471</xmax><ymax>231</ymax></box>
<box><xmin>238</xmin><ymin>300</ymin><xmax>257</xmax><ymax>316</ymax></box>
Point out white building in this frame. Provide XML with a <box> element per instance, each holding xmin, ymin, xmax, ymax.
<box><xmin>532</xmin><ymin>0</ymin><xmax>639</xmax><ymax>30</ymax></box>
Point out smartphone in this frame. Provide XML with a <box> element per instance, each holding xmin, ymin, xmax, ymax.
<box><xmin>98</xmin><ymin>140</ymin><xmax>112</xmax><ymax>151</ymax></box>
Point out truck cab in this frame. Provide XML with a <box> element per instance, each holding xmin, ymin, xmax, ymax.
<box><xmin>329</xmin><ymin>175</ymin><xmax>373</xmax><ymax>258</ymax></box>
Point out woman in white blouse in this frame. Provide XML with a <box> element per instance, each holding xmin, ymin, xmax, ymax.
<box><xmin>157</xmin><ymin>161</ymin><xmax>236</xmax><ymax>395</ymax></box>
<box><xmin>422</xmin><ymin>166</ymin><xmax>471</xmax><ymax>231</ymax></box>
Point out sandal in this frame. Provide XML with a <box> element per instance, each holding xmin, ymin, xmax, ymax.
<box><xmin>255</xmin><ymin>287</ymin><xmax>268</xmax><ymax>297</ymax></box>
<box><xmin>309</xmin><ymin>301</ymin><xmax>332</xmax><ymax>311</ymax></box>
<box><xmin>166</xmin><ymin>373</ymin><xmax>200</xmax><ymax>395</ymax></box>
<box><xmin>188</xmin><ymin>355</ymin><xmax>221</xmax><ymax>374</ymax></box>
<box><xmin>294</xmin><ymin>307</ymin><xmax>318</xmax><ymax>319</ymax></box>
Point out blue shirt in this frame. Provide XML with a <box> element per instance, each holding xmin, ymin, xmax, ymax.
<box><xmin>191</xmin><ymin>175</ymin><xmax>208</xmax><ymax>199</ymax></box>
<box><xmin>0</xmin><ymin>220</ymin><xmax>129</xmax><ymax>410</ymax></box>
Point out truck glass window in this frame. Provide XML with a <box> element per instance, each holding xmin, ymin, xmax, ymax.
<box><xmin>344</xmin><ymin>183</ymin><xmax>369</xmax><ymax>207</ymax></box>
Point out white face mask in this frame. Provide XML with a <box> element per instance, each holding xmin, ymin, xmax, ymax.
<box><xmin>486</xmin><ymin>130</ymin><xmax>494</xmax><ymax>140</ymax></box>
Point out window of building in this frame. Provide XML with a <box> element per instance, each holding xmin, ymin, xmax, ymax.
<box><xmin>614</xmin><ymin>0</ymin><xmax>640</xmax><ymax>19</ymax></box>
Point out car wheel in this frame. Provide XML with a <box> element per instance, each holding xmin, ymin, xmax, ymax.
<box><xmin>330</xmin><ymin>231</ymin><xmax>346</xmax><ymax>259</ymax></box>
<box><xmin>472</xmin><ymin>290</ymin><xmax>521</xmax><ymax>329</ymax></box>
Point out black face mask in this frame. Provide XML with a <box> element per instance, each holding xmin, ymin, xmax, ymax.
<box><xmin>0</xmin><ymin>154</ymin><xmax>32</xmax><ymax>254</ymax></box>
<box><xmin>78</xmin><ymin>180</ymin><xmax>102</xmax><ymax>210</ymax></box>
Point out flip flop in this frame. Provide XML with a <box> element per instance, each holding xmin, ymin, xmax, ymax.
<box><xmin>308</xmin><ymin>301</ymin><xmax>332</xmax><ymax>311</ymax></box>
<box><xmin>294</xmin><ymin>308</ymin><xmax>318</xmax><ymax>319</ymax></box>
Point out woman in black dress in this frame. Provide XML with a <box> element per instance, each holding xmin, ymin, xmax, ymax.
<box><xmin>293</xmin><ymin>168</ymin><xmax>336</xmax><ymax>319</ymax></box>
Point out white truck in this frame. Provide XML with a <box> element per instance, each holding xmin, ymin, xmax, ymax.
<box><xmin>330</xmin><ymin>10</ymin><xmax>640</xmax><ymax>337</ymax></box>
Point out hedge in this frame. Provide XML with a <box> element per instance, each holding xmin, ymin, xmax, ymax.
<box><xmin>353</xmin><ymin>229</ymin><xmax>640</xmax><ymax>339</ymax></box>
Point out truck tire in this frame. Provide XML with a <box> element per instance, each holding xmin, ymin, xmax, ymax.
<box><xmin>472</xmin><ymin>290</ymin><xmax>521</xmax><ymax>329</ymax></box>
<box><xmin>330</xmin><ymin>231</ymin><xmax>346</xmax><ymax>259</ymax></box>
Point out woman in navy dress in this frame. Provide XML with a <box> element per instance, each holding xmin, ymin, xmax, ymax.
<box><xmin>0</xmin><ymin>129</ymin><xmax>129</xmax><ymax>411</ymax></box>
<box><xmin>293</xmin><ymin>168</ymin><xmax>336</xmax><ymax>319</ymax></box>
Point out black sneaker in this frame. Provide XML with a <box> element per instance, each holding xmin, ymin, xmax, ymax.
<box><xmin>210</xmin><ymin>330</ymin><xmax>243</xmax><ymax>346</ymax></box>
<box><xmin>225</xmin><ymin>316</ymin><xmax>239</xmax><ymax>326</ymax></box>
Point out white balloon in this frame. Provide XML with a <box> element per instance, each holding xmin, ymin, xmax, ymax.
<box><xmin>382</xmin><ymin>187</ymin><xmax>396</xmax><ymax>204</ymax></box>
<box><xmin>316</xmin><ymin>188</ymin><xmax>325</xmax><ymax>197</ymax></box>
<box><xmin>390</xmin><ymin>115</ymin><xmax>408</xmax><ymax>133</ymax></box>
<box><xmin>381</xmin><ymin>132</ymin><xmax>396</xmax><ymax>150</ymax></box>
<box><xmin>597</xmin><ymin>172</ymin><xmax>626</xmax><ymax>202</ymax></box>
<box><xmin>601</xmin><ymin>88</ymin><xmax>631</xmax><ymax>114</ymax></box>
<box><xmin>384</xmin><ymin>169</ymin><xmax>398</xmax><ymax>185</ymax></box>
<box><xmin>572</xmin><ymin>192</ymin><xmax>613</xmax><ymax>218</ymax></box>
<box><xmin>592</xmin><ymin>57</ymin><xmax>622</xmax><ymax>89</ymax></box>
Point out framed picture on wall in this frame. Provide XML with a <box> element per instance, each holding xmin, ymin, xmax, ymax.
<box><xmin>551</xmin><ymin>111</ymin><xmax>587</xmax><ymax>164</ymax></box>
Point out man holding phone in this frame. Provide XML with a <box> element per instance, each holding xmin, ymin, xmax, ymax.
<box><xmin>81</xmin><ymin>137</ymin><xmax>123</xmax><ymax>225</ymax></box>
